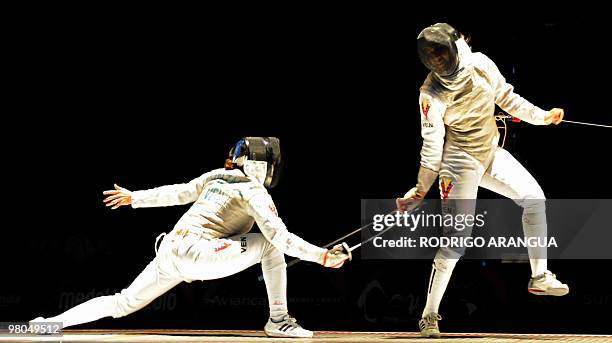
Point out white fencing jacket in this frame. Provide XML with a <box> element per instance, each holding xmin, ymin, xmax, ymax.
<box><xmin>417</xmin><ymin>39</ymin><xmax>548</xmax><ymax>192</ymax></box>
<box><xmin>131</xmin><ymin>168</ymin><xmax>326</xmax><ymax>263</ymax></box>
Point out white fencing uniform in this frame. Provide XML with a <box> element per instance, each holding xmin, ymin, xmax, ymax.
<box><xmin>417</xmin><ymin>39</ymin><xmax>549</xmax><ymax>317</ymax></box>
<box><xmin>42</xmin><ymin>168</ymin><xmax>326</xmax><ymax>328</ymax></box>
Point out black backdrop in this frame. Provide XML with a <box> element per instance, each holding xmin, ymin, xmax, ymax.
<box><xmin>2</xmin><ymin>9</ymin><xmax>610</xmax><ymax>334</ymax></box>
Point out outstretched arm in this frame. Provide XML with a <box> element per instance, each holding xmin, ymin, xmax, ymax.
<box><xmin>103</xmin><ymin>172</ymin><xmax>215</xmax><ymax>209</ymax></box>
<box><xmin>246</xmin><ymin>193</ymin><xmax>349</xmax><ymax>268</ymax></box>
<box><xmin>487</xmin><ymin>55</ymin><xmax>564</xmax><ymax>125</ymax></box>
<box><xmin>131</xmin><ymin>172</ymin><xmax>214</xmax><ymax>208</ymax></box>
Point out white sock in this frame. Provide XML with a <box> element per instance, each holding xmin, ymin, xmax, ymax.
<box><xmin>261</xmin><ymin>244</ymin><xmax>288</xmax><ymax>321</ymax></box>
<box><xmin>422</xmin><ymin>257</ymin><xmax>458</xmax><ymax>318</ymax></box>
<box><xmin>529</xmin><ymin>259</ymin><xmax>547</xmax><ymax>278</ymax></box>
<box><xmin>522</xmin><ymin>199</ymin><xmax>548</xmax><ymax>277</ymax></box>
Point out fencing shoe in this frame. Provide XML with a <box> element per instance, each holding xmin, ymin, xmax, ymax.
<box><xmin>528</xmin><ymin>270</ymin><xmax>569</xmax><ymax>296</ymax></box>
<box><xmin>264</xmin><ymin>315</ymin><xmax>313</xmax><ymax>338</ymax></box>
<box><xmin>419</xmin><ymin>312</ymin><xmax>442</xmax><ymax>338</ymax></box>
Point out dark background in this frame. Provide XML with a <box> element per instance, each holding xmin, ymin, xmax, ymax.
<box><xmin>2</xmin><ymin>9</ymin><xmax>610</xmax><ymax>334</ymax></box>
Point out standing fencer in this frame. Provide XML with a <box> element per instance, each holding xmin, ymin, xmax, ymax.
<box><xmin>396</xmin><ymin>24</ymin><xmax>569</xmax><ymax>338</ymax></box>
<box><xmin>31</xmin><ymin>137</ymin><xmax>350</xmax><ymax>338</ymax></box>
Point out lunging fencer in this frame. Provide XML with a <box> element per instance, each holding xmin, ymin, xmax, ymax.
<box><xmin>396</xmin><ymin>23</ymin><xmax>569</xmax><ymax>338</ymax></box>
<box><xmin>31</xmin><ymin>137</ymin><xmax>350</xmax><ymax>338</ymax></box>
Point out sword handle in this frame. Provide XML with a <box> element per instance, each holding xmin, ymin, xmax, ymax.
<box><xmin>341</xmin><ymin>242</ymin><xmax>352</xmax><ymax>261</ymax></box>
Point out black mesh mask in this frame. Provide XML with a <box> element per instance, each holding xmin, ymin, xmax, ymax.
<box><xmin>417</xmin><ymin>23</ymin><xmax>461</xmax><ymax>77</ymax></box>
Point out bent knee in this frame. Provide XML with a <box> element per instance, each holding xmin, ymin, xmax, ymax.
<box><xmin>517</xmin><ymin>183</ymin><xmax>546</xmax><ymax>211</ymax></box>
<box><xmin>521</xmin><ymin>194</ymin><xmax>546</xmax><ymax>214</ymax></box>
<box><xmin>112</xmin><ymin>291</ymin><xmax>141</xmax><ymax>318</ymax></box>
<box><xmin>257</xmin><ymin>235</ymin><xmax>280</xmax><ymax>258</ymax></box>
<box><xmin>262</xmin><ymin>242</ymin><xmax>285</xmax><ymax>264</ymax></box>
<box><xmin>521</xmin><ymin>178</ymin><xmax>546</xmax><ymax>200</ymax></box>
<box><xmin>526</xmin><ymin>187</ymin><xmax>546</xmax><ymax>201</ymax></box>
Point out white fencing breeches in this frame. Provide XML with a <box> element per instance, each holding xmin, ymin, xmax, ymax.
<box><xmin>436</xmin><ymin>145</ymin><xmax>547</xmax><ymax>268</ymax></box>
<box><xmin>423</xmin><ymin>146</ymin><xmax>547</xmax><ymax>316</ymax></box>
<box><xmin>45</xmin><ymin>232</ymin><xmax>287</xmax><ymax>328</ymax></box>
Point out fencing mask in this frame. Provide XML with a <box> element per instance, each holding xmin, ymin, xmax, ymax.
<box><xmin>417</xmin><ymin>23</ymin><xmax>461</xmax><ymax>77</ymax></box>
<box><xmin>229</xmin><ymin>137</ymin><xmax>282</xmax><ymax>188</ymax></box>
